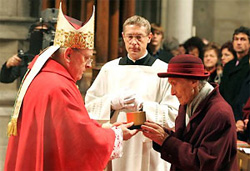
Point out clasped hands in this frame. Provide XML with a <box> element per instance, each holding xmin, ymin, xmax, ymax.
<box><xmin>236</xmin><ymin>119</ymin><xmax>249</xmax><ymax>132</ymax></box>
<box><xmin>111</xmin><ymin>89</ymin><xmax>143</xmax><ymax>111</ymax></box>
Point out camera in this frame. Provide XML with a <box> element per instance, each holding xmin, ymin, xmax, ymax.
<box><xmin>27</xmin><ymin>19</ymin><xmax>56</xmax><ymax>55</ymax></box>
<box><xmin>42</xmin><ymin>29</ymin><xmax>55</xmax><ymax>49</ymax></box>
<box><xmin>17</xmin><ymin>49</ymin><xmax>34</xmax><ymax>65</ymax></box>
<box><xmin>17</xmin><ymin>49</ymin><xmax>28</xmax><ymax>64</ymax></box>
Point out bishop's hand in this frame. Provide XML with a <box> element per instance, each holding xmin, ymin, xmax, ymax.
<box><xmin>116</xmin><ymin>122</ymin><xmax>139</xmax><ymax>140</ymax></box>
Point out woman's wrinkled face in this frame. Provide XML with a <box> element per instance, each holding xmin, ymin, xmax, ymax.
<box><xmin>168</xmin><ymin>77</ymin><xmax>197</xmax><ymax>105</ymax></box>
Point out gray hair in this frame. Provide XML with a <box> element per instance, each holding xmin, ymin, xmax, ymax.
<box><xmin>123</xmin><ymin>15</ymin><xmax>151</xmax><ymax>35</ymax></box>
<box><xmin>163</xmin><ymin>36</ymin><xmax>179</xmax><ymax>51</ymax></box>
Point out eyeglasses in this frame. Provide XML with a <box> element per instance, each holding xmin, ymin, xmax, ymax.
<box><xmin>74</xmin><ymin>49</ymin><xmax>93</xmax><ymax>65</ymax></box>
<box><xmin>85</xmin><ymin>58</ymin><xmax>93</xmax><ymax>65</ymax></box>
<box><xmin>124</xmin><ymin>34</ymin><xmax>148</xmax><ymax>42</ymax></box>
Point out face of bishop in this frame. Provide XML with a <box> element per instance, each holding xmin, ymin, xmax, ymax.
<box><xmin>64</xmin><ymin>48</ymin><xmax>93</xmax><ymax>81</ymax></box>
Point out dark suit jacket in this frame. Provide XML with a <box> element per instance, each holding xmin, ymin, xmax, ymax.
<box><xmin>0</xmin><ymin>53</ymin><xmax>34</xmax><ymax>83</ymax></box>
<box><xmin>219</xmin><ymin>53</ymin><xmax>250</xmax><ymax>121</ymax></box>
<box><xmin>148</xmin><ymin>48</ymin><xmax>173</xmax><ymax>63</ymax></box>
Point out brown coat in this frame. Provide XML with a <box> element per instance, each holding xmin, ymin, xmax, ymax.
<box><xmin>153</xmin><ymin>85</ymin><xmax>238</xmax><ymax>171</ymax></box>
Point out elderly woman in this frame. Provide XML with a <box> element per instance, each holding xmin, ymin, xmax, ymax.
<box><xmin>141</xmin><ymin>55</ymin><xmax>238</xmax><ymax>170</ymax></box>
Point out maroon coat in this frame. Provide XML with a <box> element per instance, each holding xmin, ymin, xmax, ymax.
<box><xmin>153</xmin><ymin>85</ymin><xmax>238</xmax><ymax>170</ymax></box>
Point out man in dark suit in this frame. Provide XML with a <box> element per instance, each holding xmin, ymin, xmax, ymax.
<box><xmin>219</xmin><ymin>26</ymin><xmax>250</xmax><ymax>140</ymax></box>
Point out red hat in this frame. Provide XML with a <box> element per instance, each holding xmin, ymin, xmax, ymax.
<box><xmin>158</xmin><ymin>54</ymin><xmax>210</xmax><ymax>80</ymax></box>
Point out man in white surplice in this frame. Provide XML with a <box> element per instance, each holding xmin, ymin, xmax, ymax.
<box><xmin>85</xmin><ymin>15</ymin><xmax>179</xmax><ymax>171</ymax></box>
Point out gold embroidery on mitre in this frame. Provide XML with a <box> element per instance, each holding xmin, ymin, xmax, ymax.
<box><xmin>54</xmin><ymin>29</ymin><xmax>94</xmax><ymax>49</ymax></box>
<box><xmin>53</xmin><ymin>2</ymin><xmax>95</xmax><ymax>49</ymax></box>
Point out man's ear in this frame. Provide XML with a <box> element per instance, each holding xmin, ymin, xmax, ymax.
<box><xmin>122</xmin><ymin>32</ymin><xmax>126</xmax><ymax>41</ymax></box>
<box><xmin>147</xmin><ymin>32</ymin><xmax>153</xmax><ymax>43</ymax></box>
<box><xmin>64</xmin><ymin>48</ymin><xmax>73</xmax><ymax>63</ymax></box>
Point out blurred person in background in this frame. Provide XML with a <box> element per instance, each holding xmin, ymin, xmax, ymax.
<box><xmin>163</xmin><ymin>36</ymin><xmax>180</xmax><ymax>57</ymax></box>
<box><xmin>215</xmin><ymin>61</ymin><xmax>223</xmax><ymax>84</ymax></box>
<box><xmin>0</xmin><ymin>20</ymin><xmax>55</xmax><ymax>83</ymax></box>
<box><xmin>147</xmin><ymin>23</ymin><xmax>173</xmax><ymax>63</ymax></box>
<box><xmin>183</xmin><ymin>36</ymin><xmax>205</xmax><ymax>60</ymax></box>
<box><xmin>234</xmin><ymin>57</ymin><xmax>250</xmax><ymax>141</ymax></box>
<box><xmin>178</xmin><ymin>44</ymin><xmax>186</xmax><ymax>55</ymax></box>
<box><xmin>203</xmin><ymin>42</ymin><xmax>221</xmax><ymax>83</ymax></box>
<box><xmin>220</xmin><ymin>26</ymin><xmax>250</xmax><ymax>140</ymax></box>
<box><xmin>242</xmin><ymin>98</ymin><xmax>250</xmax><ymax>142</ymax></box>
<box><xmin>220</xmin><ymin>41</ymin><xmax>236</xmax><ymax>67</ymax></box>
<box><xmin>236</xmin><ymin>97</ymin><xmax>250</xmax><ymax>142</ymax></box>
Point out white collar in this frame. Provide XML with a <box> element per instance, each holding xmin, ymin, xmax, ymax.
<box><xmin>127</xmin><ymin>51</ymin><xmax>148</xmax><ymax>62</ymax></box>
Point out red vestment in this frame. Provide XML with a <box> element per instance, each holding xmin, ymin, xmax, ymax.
<box><xmin>5</xmin><ymin>59</ymin><xmax>115</xmax><ymax>171</ymax></box>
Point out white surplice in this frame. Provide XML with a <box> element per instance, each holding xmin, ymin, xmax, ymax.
<box><xmin>85</xmin><ymin>58</ymin><xmax>179</xmax><ymax>171</ymax></box>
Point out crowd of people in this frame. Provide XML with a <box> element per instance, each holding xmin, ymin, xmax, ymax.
<box><xmin>1</xmin><ymin>2</ymin><xmax>250</xmax><ymax>171</ymax></box>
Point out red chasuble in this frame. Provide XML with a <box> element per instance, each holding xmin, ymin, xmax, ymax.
<box><xmin>5</xmin><ymin>59</ymin><xmax>115</xmax><ymax>171</ymax></box>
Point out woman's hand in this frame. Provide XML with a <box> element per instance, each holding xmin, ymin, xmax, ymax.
<box><xmin>141</xmin><ymin>121</ymin><xmax>169</xmax><ymax>145</ymax></box>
